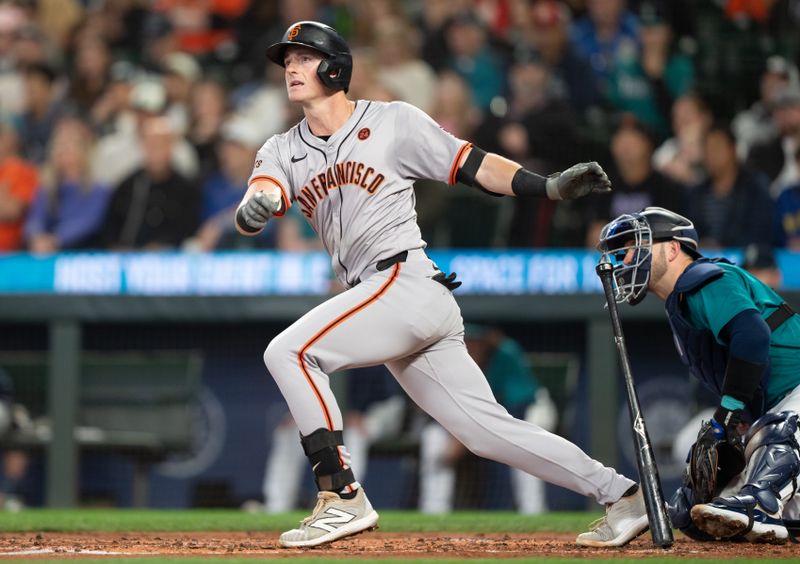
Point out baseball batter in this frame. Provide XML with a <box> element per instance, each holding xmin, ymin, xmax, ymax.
<box><xmin>236</xmin><ymin>21</ymin><xmax>648</xmax><ymax>548</ymax></box>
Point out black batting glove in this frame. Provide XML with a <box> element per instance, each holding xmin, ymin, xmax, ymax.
<box><xmin>545</xmin><ymin>161</ymin><xmax>611</xmax><ymax>200</ymax></box>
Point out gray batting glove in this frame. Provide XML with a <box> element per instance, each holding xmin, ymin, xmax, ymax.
<box><xmin>240</xmin><ymin>191</ymin><xmax>281</xmax><ymax>230</ymax></box>
<box><xmin>545</xmin><ymin>161</ymin><xmax>612</xmax><ymax>200</ymax></box>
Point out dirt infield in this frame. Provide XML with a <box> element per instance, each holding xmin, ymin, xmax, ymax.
<box><xmin>0</xmin><ymin>531</ymin><xmax>797</xmax><ymax>559</ymax></box>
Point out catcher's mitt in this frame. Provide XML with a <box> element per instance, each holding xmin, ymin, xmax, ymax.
<box><xmin>688</xmin><ymin>408</ymin><xmax>746</xmax><ymax>502</ymax></box>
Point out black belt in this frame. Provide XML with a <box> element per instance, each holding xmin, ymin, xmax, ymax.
<box><xmin>376</xmin><ymin>250</ymin><xmax>408</xmax><ymax>272</ymax></box>
<box><xmin>766</xmin><ymin>303</ymin><xmax>795</xmax><ymax>332</ymax></box>
<box><xmin>353</xmin><ymin>251</ymin><xmax>409</xmax><ymax>286</ymax></box>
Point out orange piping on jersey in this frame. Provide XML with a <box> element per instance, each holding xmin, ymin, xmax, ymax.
<box><xmin>448</xmin><ymin>142</ymin><xmax>473</xmax><ymax>186</ymax></box>
<box><xmin>297</xmin><ymin>263</ymin><xmax>402</xmax><ymax>432</ymax></box>
<box><xmin>248</xmin><ymin>175</ymin><xmax>291</xmax><ymax>216</ymax></box>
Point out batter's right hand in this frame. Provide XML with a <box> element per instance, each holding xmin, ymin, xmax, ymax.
<box><xmin>240</xmin><ymin>191</ymin><xmax>281</xmax><ymax>230</ymax></box>
<box><xmin>545</xmin><ymin>161</ymin><xmax>611</xmax><ymax>200</ymax></box>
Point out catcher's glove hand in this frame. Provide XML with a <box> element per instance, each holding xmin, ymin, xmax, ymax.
<box><xmin>689</xmin><ymin>407</ymin><xmax>746</xmax><ymax>503</ymax></box>
<box><xmin>545</xmin><ymin>161</ymin><xmax>611</xmax><ymax>200</ymax></box>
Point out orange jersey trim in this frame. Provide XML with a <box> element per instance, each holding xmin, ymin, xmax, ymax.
<box><xmin>448</xmin><ymin>142</ymin><xmax>472</xmax><ymax>186</ymax></box>
<box><xmin>249</xmin><ymin>175</ymin><xmax>291</xmax><ymax>216</ymax></box>
<box><xmin>297</xmin><ymin>263</ymin><xmax>402</xmax><ymax>431</ymax></box>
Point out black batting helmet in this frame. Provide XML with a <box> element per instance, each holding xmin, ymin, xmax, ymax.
<box><xmin>266</xmin><ymin>21</ymin><xmax>352</xmax><ymax>93</ymax></box>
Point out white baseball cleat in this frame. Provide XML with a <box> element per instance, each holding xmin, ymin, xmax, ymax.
<box><xmin>279</xmin><ymin>489</ymin><xmax>379</xmax><ymax>548</ymax></box>
<box><xmin>576</xmin><ymin>487</ymin><xmax>649</xmax><ymax>547</ymax></box>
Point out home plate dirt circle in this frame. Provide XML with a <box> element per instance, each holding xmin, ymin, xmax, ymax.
<box><xmin>0</xmin><ymin>531</ymin><xmax>795</xmax><ymax>559</ymax></box>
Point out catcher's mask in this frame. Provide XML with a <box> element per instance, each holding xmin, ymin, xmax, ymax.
<box><xmin>598</xmin><ymin>206</ymin><xmax>700</xmax><ymax>305</ymax></box>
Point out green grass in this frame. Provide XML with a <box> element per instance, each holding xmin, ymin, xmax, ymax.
<box><xmin>0</xmin><ymin>509</ymin><xmax>599</xmax><ymax>533</ymax></box>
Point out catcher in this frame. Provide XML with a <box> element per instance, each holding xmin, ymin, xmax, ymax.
<box><xmin>598</xmin><ymin>206</ymin><xmax>800</xmax><ymax>543</ymax></box>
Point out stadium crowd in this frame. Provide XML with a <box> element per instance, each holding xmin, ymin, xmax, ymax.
<box><xmin>0</xmin><ymin>0</ymin><xmax>798</xmax><ymax>255</ymax></box>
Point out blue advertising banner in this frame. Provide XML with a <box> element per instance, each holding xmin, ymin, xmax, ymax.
<box><xmin>0</xmin><ymin>248</ymin><xmax>795</xmax><ymax>295</ymax></box>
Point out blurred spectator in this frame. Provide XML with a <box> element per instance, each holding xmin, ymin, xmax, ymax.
<box><xmin>472</xmin><ymin>59</ymin><xmax>587</xmax><ymax>248</ymax></box>
<box><xmin>444</xmin><ymin>11</ymin><xmax>507</xmax><ymax>110</ymax></box>
<box><xmin>417</xmin><ymin>0</ymin><xmax>463</xmax><ymax>72</ymax></box>
<box><xmin>474</xmin><ymin>60</ymin><xmax>582</xmax><ymax>169</ymax></box>
<box><xmin>161</xmin><ymin>51</ymin><xmax>202</xmax><ymax>135</ymax></box>
<box><xmin>732</xmin><ymin>56</ymin><xmax>799</xmax><ymax>159</ymax></box>
<box><xmin>570</xmin><ymin>0</ymin><xmax>639</xmax><ymax>91</ymax></box>
<box><xmin>0</xmin><ymin>3</ymin><xmax>28</xmax><ymax>115</ymax></box>
<box><xmin>24</xmin><ymin>117</ymin><xmax>109</xmax><ymax>253</ymax></box>
<box><xmin>373</xmin><ymin>17</ymin><xmax>437</xmax><ymax>113</ymax></box>
<box><xmin>652</xmin><ymin>92</ymin><xmax>713</xmax><ymax>186</ymax></box>
<box><xmin>584</xmin><ymin>119</ymin><xmax>687</xmax><ymax>247</ymax></box>
<box><xmin>747</xmin><ymin>85</ymin><xmax>800</xmax><ymax>196</ymax></box>
<box><xmin>0</xmin><ymin>115</ymin><xmax>38</xmax><ymax>251</ymax></box>
<box><xmin>413</xmin><ymin>72</ymin><xmax>477</xmax><ymax>244</ymax></box>
<box><xmin>262</xmin><ymin>366</ymin><xmax>402</xmax><ymax>512</ymax></box>
<box><xmin>91</xmin><ymin>78</ymin><xmax>199</xmax><ymax>188</ymax></box>
<box><xmin>67</xmin><ymin>36</ymin><xmax>112</xmax><ymax>119</ymax></box>
<box><xmin>741</xmin><ymin>243</ymin><xmax>782</xmax><ymax>289</ymax></box>
<box><xmin>347</xmin><ymin>48</ymin><xmax>396</xmax><ymax>103</ymax></box>
<box><xmin>90</xmin><ymin>60</ymin><xmax>139</xmax><ymax>135</ymax></box>
<box><xmin>774</xmin><ymin>147</ymin><xmax>800</xmax><ymax>249</ymax></box>
<box><xmin>418</xmin><ymin>325</ymin><xmax>556</xmax><ymax>514</ymax></box>
<box><xmin>34</xmin><ymin>0</ymin><xmax>83</xmax><ymax>52</ymax></box>
<box><xmin>14</xmin><ymin>24</ymin><xmax>54</xmax><ymax>69</ymax></box>
<box><xmin>152</xmin><ymin>0</ymin><xmax>243</xmax><ymax>58</ymax></box>
<box><xmin>188</xmin><ymin>78</ymin><xmax>229</xmax><ymax>180</ymax></box>
<box><xmin>689</xmin><ymin>125</ymin><xmax>773</xmax><ymax>248</ymax></box>
<box><xmin>516</xmin><ymin>0</ymin><xmax>601</xmax><ymax>116</ymax></box>
<box><xmin>20</xmin><ymin>62</ymin><xmax>68</xmax><ymax>165</ymax></box>
<box><xmin>98</xmin><ymin>115</ymin><xmax>199</xmax><ymax>250</ymax></box>
<box><xmin>606</xmin><ymin>8</ymin><xmax>694</xmax><ymax>141</ymax></box>
<box><xmin>187</xmin><ymin>117</ymin><xmax>261</xmax><ymax>251</ymax></box>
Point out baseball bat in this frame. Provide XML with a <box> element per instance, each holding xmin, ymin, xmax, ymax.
<box><xmin>595</xmin><ymin>261</ymin><xmax>674</xmax><ymax>548</ymax></box>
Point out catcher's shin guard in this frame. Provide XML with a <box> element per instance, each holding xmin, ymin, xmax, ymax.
<box><xmin>301</xmin><ymin>428</ymin><xmax>356</xmax><ymax>492</ymax></box>
<box><xmin>739</xmin><ymin>411</ymin><xmax>800</xmax><ymax>514</ymax></box>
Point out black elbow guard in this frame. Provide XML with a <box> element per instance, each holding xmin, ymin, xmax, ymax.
<box><xmin>455</xmin><ymin>146</ymin><xmax>502</xmax><ymax>197</ymax></box>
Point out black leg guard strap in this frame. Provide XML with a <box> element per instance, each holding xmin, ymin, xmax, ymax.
<box><xmin>300</xmin><ymin>428</ymin><xmax>356</xmax><ymax>492</ymax></box>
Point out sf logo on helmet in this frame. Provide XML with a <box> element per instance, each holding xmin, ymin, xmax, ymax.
<box><xmin>288</xmin><ymin>25</ymin><xmax>301</xmax><ymax>40</ymax></box>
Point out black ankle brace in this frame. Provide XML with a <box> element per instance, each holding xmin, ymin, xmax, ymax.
<box><xmin>301</xmin><ymin>428</ymin><xmax>355</xmax><ymax>492</ymax></box>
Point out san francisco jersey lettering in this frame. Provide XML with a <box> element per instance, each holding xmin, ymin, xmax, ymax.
<box><xmin>249</xmin><ymin>101</ymin><xmax>468</xmax><ymax>287</ymax></box>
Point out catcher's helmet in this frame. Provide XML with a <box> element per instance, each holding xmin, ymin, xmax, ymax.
<box><xmin>266</xmin><ymin>21</ymin><xmax>352</xmax><ymax>93</ymax></box>
<box><xmin>598</xmin><ymin>207</ymin><xmax>700</xmax><ymax>305</ymax></box>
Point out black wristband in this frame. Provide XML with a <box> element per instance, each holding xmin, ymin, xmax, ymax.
<box><xmin>235</xmin><ymin>206</ymin><xmax>262</xmax><ymax>234</ymax></box>
<box><xmin>721</xmin><ymin>356</ymin><xmax>765</xmax><ymax>404</ymax></box>
<box><xmin>511</xmin><ymin>167</ymin><xmax>548</xmax><ymax>198</ymax></box>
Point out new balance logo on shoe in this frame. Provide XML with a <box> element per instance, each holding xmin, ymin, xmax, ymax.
<box><xmin>310</xmin><ymin>508</ymin><xmax>356</xmax><ymax>533</ymax></box>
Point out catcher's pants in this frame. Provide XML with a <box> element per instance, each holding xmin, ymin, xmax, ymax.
<box><xmin>264</xmin><ymin>249</ymin><xmax>634</xmax><ymax>505</ymax></box>
<box><xmin>719</xmin><ymin>384</ymin><xmax>800</xmax><ymax>519</ymax></box>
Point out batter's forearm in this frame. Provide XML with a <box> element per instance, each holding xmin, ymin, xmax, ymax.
<box><xmin>474</xmin><ymin>152</ymin><xmax>524</xmax><ymax>197</ymax></box>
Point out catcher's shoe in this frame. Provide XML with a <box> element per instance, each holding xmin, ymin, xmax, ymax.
<box><xmin>279</xmin><ymin>489</ymin><xmax>379</xmax><ymax>548</ymax></box>
<box><xmin>576</xmin><ymin>487</ymin><xmax>649</xmax><ymax>547</ymax></box>
<box><xmin>691</xmin><ymin>495</ymin><xmax>788</xmax><ymax>544</ymax></box>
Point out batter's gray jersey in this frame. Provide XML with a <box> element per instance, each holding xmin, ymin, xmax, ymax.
<box><xmin>249</xmin><ymin>100</ymin><xmax>470</xmax><ymax>287</ymax></box>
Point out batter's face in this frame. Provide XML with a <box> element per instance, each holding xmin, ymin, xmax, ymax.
<box><xmin>283</xmin><ymin>46</ymin><xmax>327</xmax><ymax>103</ymax></box>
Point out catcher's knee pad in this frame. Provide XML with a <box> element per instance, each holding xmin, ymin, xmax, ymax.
<box><xmin>740</xmin><ymin>411</ymin><xmax>800</xmax><ymax>514</ymax></box>
<box><xmin>301</xmin><ymin>428</ymin><xmax>355</xmax><ymax>492</ymax></box>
